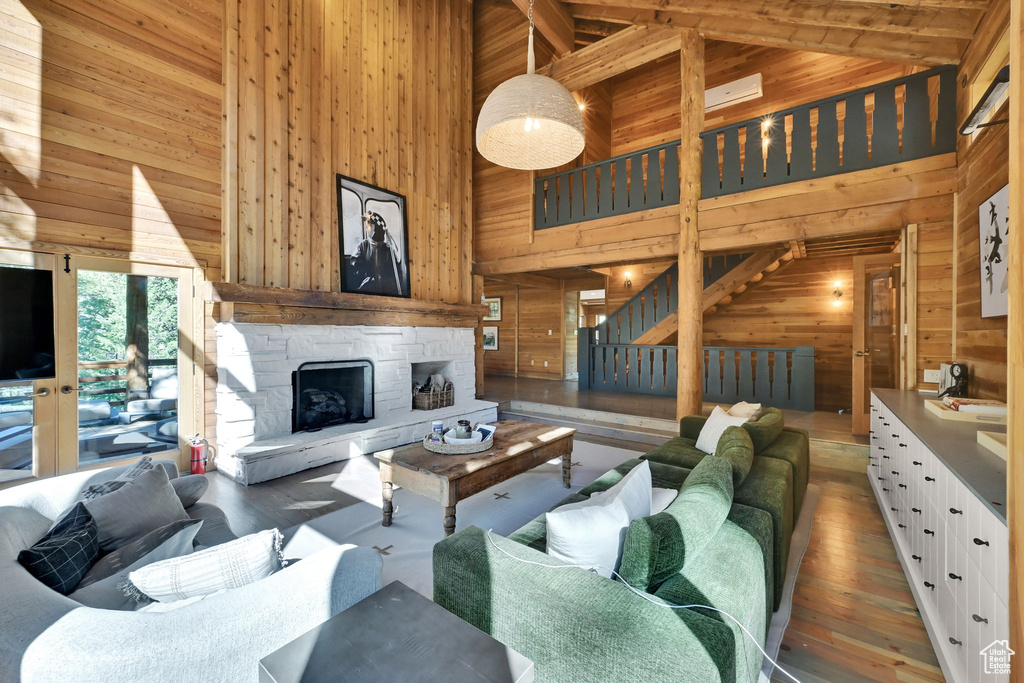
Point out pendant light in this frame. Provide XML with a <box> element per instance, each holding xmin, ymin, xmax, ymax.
<box><xmin>475</xmin><ymin>0</ymin><xmax>585</xmax><ymax>170</ymax></box>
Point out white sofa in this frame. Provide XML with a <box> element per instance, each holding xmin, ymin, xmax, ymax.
<box><xmin>0</xmin><ymin>461</ymin><xmax>383</xmax><ymax>683</ymax></box>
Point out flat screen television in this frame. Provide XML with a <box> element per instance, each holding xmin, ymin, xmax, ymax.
<box><xmin>0</xmin><ymin>266</ymin><xmax>56</xmax><ymax>382</ymax></box>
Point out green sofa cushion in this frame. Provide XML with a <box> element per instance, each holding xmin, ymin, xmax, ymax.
<box><xmin>618</xmin><ymin>456</ymin><xmax>733</xmax><ymax>590</ymax></box>
<box><xmin>734</xmin><ymin>455</ymin><xmax>793</xmax><ymax>610</ymax></box>
<box><xmin>640</xmin><ymin>437</ymin><xmax>705</xmax><ymax>471</ymax></box>
<box><xmin>714</xmin><ymin>425</ymin><xmax>754</xmax><ymax>487</ymax></box>
<box><xmin>742</xmin><ymin>407</ymin><xmax>784</xmax><ymax>454</ymax></box>
<box><xmin>726</xmin><ymin>504</ymin><xmax>775</xmax><ymax>632</ymax></box>
<box><xmin>654</xmin><ymin>518</ymin><xmax>768</xmax><ymax>682</ymax></box>
<box><xmin>758</xmin><ymin>427</ymin><xmax>810</xmax><ymax>517</ymax></box>
<box><xmin>679</xmin><ymin>415</ymin><xmax>707</xmax><ymax>440</ymax></box>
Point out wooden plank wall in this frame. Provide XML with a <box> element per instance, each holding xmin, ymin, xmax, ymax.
<box><xmin>481</xmin><ymin>280</ymin><xmax>567</xmax><ymax>379</ymax></box>
<box><xmin>610</xmin><ymin>43</ymin><xmax>912</xmax><ymax>155</ymax></box>
<box><xmin>953</xmin><ymin>0</ymin><xmax>1010</xmax><ymax>401</ymax></box>
<box><xmin>0</xmin><ymin>0</ymin><xmax>222</xmax><ymax>276</ymax></box>
<box><xmin>226</xmin><ymin>0</ymin><xmax>474</xmax><ymax>305</ymax></box>
<box><xmin>916</xmin><ymin>221</ymin><xmax>955</xmax><ymax>386</ymax></box>
<box><xmin>603</xmin><ymin>260</ymin><xmax>675</xmax><ymax>314</ymax></box>
<box><xmin>703</xmin><ymin>255</ymin><xmax>855</xmax><ymax>412</ymax></box>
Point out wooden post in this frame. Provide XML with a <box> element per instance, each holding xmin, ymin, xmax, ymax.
<box><xmin>473</xmin><ymin>274</ymin><xmax>485</xmax><ymax>398</ymax></box>
<box><xmin>676</xmin><ymin>29</ymin><xmax>704</xmax><ymax>420</ymax></box>
<box><xmin>125</xmin><ymin>275</ymin><xmax>149</xmax><ymax>401</ymax></box>
<box><xmin>1007</xmin><ymin>0</ymin><xmax>1022</xmax><ymax>667</ymax></box>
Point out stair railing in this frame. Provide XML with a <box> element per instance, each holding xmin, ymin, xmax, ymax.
<box><xmin>596</xmin><ymin>263</ymin><xmax>678</xmax><ymax>345</ymax></box>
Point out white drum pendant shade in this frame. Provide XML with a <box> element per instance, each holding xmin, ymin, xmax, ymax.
<box><xmin>476</xmin><ymin>24</ymin><xmax>585</xmax><ymax>170</ymax></box>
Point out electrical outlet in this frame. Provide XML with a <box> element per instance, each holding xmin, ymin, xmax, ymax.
<box><xmin>544</xmin><ymin>361</ymin><xmax>549</xmax><ymax>367</ymax></box>
<box><xmin>923</xmin><ymin>368</ymin><xmax>941</xmax><ymax>383</ymax></box>
<box><xmin>531</xmin><ymin>359</ymin><xmax>535</xmax><ymax>366</ymax></box>
<box><xmin>548</xmin><ymin>329</ymin><xmax>552</xmax><ymax>335</ymax></box>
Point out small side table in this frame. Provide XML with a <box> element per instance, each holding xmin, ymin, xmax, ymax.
<box><xmin>259</xmin><ymin>581</ymin><xmax>534</xmax><ymax>683</ymax></box>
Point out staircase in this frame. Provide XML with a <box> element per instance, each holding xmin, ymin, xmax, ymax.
<box><xmin>598</xmin><ymin>250</ymin><xmax>797</xmax><ymax>347</ymax></box>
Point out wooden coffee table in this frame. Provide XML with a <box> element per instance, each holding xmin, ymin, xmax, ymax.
<box><xmin>375</xmin><ymin>420</ymin><xmax>576</xmax><ymax>537</ymax></box>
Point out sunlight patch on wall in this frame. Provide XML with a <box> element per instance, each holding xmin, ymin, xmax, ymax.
<box><xmin>132</xmin><ymin>164</ymin><xmax>188</xmax><ymax>253</ymax></box>
<box><xmin>0</xmin><ymin>4</ymin><xmax>43</xmax><ymax>187</ymax></box>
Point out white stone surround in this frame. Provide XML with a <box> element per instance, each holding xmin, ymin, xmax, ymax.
<box><xmin>215</xmin><ymin>323</ymin><xmax>496</xmax><ymax>485</ymax></box>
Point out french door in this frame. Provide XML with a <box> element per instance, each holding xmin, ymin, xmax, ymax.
<box><xmin>0</xmin><ymin>249</ymin><xmax>199</xmax><ymax>485</ymax></box>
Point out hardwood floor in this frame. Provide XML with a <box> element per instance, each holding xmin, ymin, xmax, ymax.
<box><xmin>205</xmin><ymin>435</ymin><xmax>939</xmax><ymax>682</ymax></box>
<box><xmin>774</xmin><ymin>460</ymin><xmax>943</xmax><ymax>683</ymax></box>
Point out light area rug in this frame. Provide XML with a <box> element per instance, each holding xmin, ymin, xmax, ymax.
<box><xmin>281</xmin><ymin>442</ymin><xmax>818</xmax><ymax>682</ymax></box>
<box><xmin>281</xmin><ymin>440</ymin><xmax>642</xmax><ymax>597</ymax></box>
<box><xmin>759</xmin><ymin>483</ymin><xmax>821</xmax><ymax>683</ymax></box>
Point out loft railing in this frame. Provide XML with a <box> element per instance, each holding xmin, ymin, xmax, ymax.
<box><xmin>701</xmin><ymin>65</ymin><xmax>956</xmax><ymax>198</ymax></box>
<box><xmin>577</xmin><ymin>332</ymin><xmax>814</xmax><ymax>410</ymax></box>
<box><xmin>533</xmin><ymin>66</ymin><xmax>956</xmax><ymax>228</ymax></box>
<box><xmin>534</xmin><ymin>140</ymin><xmax>680</xmax><ymax>229</ymax></box>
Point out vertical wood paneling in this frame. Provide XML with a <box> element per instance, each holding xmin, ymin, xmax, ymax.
<box><xmin>915</xmin><ymin>220</ymin><xmax>955</xmax><ymax>386</ymax></box>
<box><xmin>954</xmin><ymin>0</ymin><xmax>1010</xmax><ymax>401</ymax></box>
<box><xmin>226</xmin><ymin>0</ymin><xmax>475</xmax><ymax>304</ymax></box>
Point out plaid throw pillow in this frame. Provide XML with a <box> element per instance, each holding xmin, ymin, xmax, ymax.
<box><xmin>18</xmin><ymin>503</ymin><xmax>100</xmax><ymax>595</ymax></box>
<box><xmin>80</xmin><ymin>456</ymin><xmax>155</xmax><ymax>500</ymax></box>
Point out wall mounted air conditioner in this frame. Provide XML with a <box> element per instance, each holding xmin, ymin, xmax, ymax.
<box><xmin>705</xmin><ymin>73</ymin><xmax>763</xmax><ymax>112</ymax></box>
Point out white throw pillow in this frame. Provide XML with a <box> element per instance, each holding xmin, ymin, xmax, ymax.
<box><xmin>695</xmin><ymin>406</ymin><xmax>750</xmax><ymax>455</ymax></box>
<box><xmin>652</xmin><ymin>487</ymin><xmax>678</xmax><ymax>515</ymax></box>
<box><xmin>728</xmin><ymin>401</ymin><xmax>763</xmax><ymax>420</ymax></box>
<box><xmin>124</xmin><ymin>528</ymin><xmax>283</xmax><ymax>603</ymax></box>
<box><xmin>546</xmin><ymin>461</ymin><xmax>652</xmax><ymax>578</ymax></box>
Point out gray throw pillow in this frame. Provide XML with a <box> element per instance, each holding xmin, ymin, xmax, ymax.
<box><xmin>170</xmin><ymin>474</ymin><xmax>209</xmax><ymax>509</ymax></box>
<box><xmin>85</xmin><ymin>467</ymin><xmax>190</xmax><ymax>553</ymax></box>
<box><xmin>70</xmin><ymin>519</ymin><xmax>202</xmax><ymax>611</ymax></box>
<box><xmin>79</xmin><ymin>456</ymin><xmax>154</xmax><ymax>501</ymax></box>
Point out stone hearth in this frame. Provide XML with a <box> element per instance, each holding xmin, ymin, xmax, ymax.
<box><xmin>215</xmin><ymin>323</ymin><xmax>496</xmax><ymax>485</ymax></box>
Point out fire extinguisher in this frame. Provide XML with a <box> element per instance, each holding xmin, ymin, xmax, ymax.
<box><xmin>188</xmin><ymin>435</ymin><xmax>215</xmax><ymax>475</ymax></box>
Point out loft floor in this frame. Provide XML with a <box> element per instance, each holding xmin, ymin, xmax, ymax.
<box><xmin>205</xmin><ymin>432</ymin><xmax>938</xmax><ymax>681</ymax></box>
<box><xmin>483</xmin><ymin>375</ymin><xmax>868</xmax><ymax>445</ymax></box>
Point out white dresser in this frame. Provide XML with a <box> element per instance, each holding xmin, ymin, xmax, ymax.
<box><xmin>869</xmin><ymin>390</ymin><xmax>1009</xmax><ymax>682</ymax></box>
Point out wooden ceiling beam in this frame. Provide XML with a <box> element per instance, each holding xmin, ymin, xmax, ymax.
<box><xmin>566</xmin><ymin>4</ymin><xmax>964</xmax><ymax>66</ymax></box>
<box><xmin>537</xmin><ymin>24</ymin><xmax>682</xmax><ymax>91</ymax></box>
<box><xmin>485</xmin><ymin>272</ymin><xmax>563</xmax><ymax>290</ymax></box>
<box><xmin>511</xmin><ymin>0</ymin><xmax>576</xmax><ymax>57</ymax></box>
<box><xmin>570</xmin><ymin>0</ymin><xmax>976</xmax><ymax>40</ymax></box>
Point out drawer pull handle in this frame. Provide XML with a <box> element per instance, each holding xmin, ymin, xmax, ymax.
<box><xmin>891</xmin><ymin>471</ymin><xmax>900</xmax><ymax>475</ymax></box>
<box><xmin>912</xmin><ymin>554</ymin><xmax>922</xmax><ymax>562</ymax></box>
<box><xmin>877</xmin><ymin>477</ymin><xmax>885</xmax><ymax>481</ymax></box>
<box><xmin>891</xmin><ymin>433</ymin><xmax>899</xmax><ymax>438</ymax></box>
<box><xmin>925</xmin><ymin>477</ymin><xmax>935</xmax><ymax>482</ymax></box>
<box><xmin>898</xmin><ymin>524</ymin><xmax>906</xmax><ymax>529</ymax></box>
<box><xmin>972</xmin><ymin>614</ymin><xmax>989</xmax><ymax>624</ymax></box>
<box><xmin>882</xmin><ymin>454</ymin><xmax>890</xmax><ymax>458</ymax></box>
<box><xmin>924</xmin><ymin>581</ymin><xmax>935</xmax><ymax>590</ymax></box>
<box><xmin>973</xmin><ymin>538</ymin><xmax>990</xmax><ymax>547</ymax></box>
<box><xmin>949</xmin><ymin>508</ymin><xmax>962</xmax><ymax>515</ymax></box>
<box><xmin>949</xmin><ymin>637</ymin><xmax>962</xmax><ymax>647</ymax></box>
<box><xmin>924</xmin><ymin>529</ymin><xmax>935</xmax><ymax>536</ymax></box>
<box><xmin>883</xmin><ymin>422</ymin><xmax>890</xmax><ymax>426</ymax></box>
<box><xmin>948</xmin><ymin>573</ymin><xmax>962</xmax><ymax>581</ymax></box>
<box><xmin>912</xmin><ymin>508</ymin><xmax>922</xmax><ymax>514</ymax></box>
<box><xmin>913</xmin><ymin>461</ymin><xmax>922</xmax><ymax>466</ymax></box>
<box><xmin>872</xmin><ymin>436</ymin><xmax>878</xmax><ymax>441</ymax></box>
<box><xmin>899</xmin><ymin>443</ymin><xmax>907</xmax><ymax>448</ymax></box>
<box><xmin>890</xmin><ymin>507</ymin><xmax>898</xmax><ymax>512</ymax></box>
<box><xmin>898</xmin><ymin>484</ymin><xmax>907</xmax><ymax>489</ymax></box>
<box><xmin>882</xmin><ymin>488</ymin><xmax>890</xmax><ymax>492</ymax></box>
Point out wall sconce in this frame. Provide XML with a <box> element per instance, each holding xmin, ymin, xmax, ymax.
<box><xmin>624</xmin><ymin>272</ymin><xmax>632</xmax><ymax>288</ymax></box>
<box><xmin>960</xmin><ymin>65</ymin><xmax>1009</xmax><ymax>135</ymax></box>
<box><xmin>832</xmin><ymin>281</ymin><xmax>843</xmax><ymax>307</ymax></box>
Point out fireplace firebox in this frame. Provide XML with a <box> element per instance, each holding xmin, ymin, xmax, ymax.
<box><xmin>292</xmin><ymin>360</ymin><xmax>374</xmax><ymax>432</ymax></box>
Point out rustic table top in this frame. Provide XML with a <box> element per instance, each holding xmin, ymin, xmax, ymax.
<box><xmin>374</xmin><ymin>420</ymin><xmax>576</xmax><ymax>480</ymax></box>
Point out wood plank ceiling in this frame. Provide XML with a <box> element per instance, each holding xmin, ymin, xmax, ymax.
<box><xmin>554</xmin><ymin>0</ymin><xmax>991</xmax><ymax>66</ymax></box>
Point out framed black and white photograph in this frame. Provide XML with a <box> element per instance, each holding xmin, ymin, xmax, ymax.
<box><xmin>979</xmin><ymin>183</ymin><xmax>1009</xmax><ymax>318</ymax></box>
<box><xmin>482</xmin><ymin>326</ymin><xmax>499</xmax><ymax>351</ymax></box>
<box><xmin>483</xmin><ymin>297</ymin><xmax>502</xmax><ymax>321</ymax></box>
<box><xmin>337</xmin><ymin>174</ymin><xmax>411</xmax><ymax>298</ymax></box>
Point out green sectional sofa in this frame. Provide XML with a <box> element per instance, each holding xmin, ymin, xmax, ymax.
<box><xmin>435</xmin><ymin>456</ymin><xmax>774</xmax><ymax>683</ymax></box>
<box><xmin>433</xmin><ymin>409</ymin><xmax>809</xmax><ymax>683</ymax></box>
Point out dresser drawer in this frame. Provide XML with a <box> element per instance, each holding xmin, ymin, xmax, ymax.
<box><xmin>966</xmin><ymin>494</ymin><xmax>1004</xmax><ymax>591</ymax></box>
<box><xmin>967</xmin><ymin>573</ymin><xmax>1010</xmax><ymax>682</ymax></box>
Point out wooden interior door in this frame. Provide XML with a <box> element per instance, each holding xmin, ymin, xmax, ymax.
<box><xmin>852</xmin><ymin>253</ymin><xmax>902</xmax><ymax>434</ymax></box>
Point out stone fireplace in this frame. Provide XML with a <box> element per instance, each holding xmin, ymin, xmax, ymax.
<box><xmin>215</xmin><ymin>323</ymin><xmax>496</xmax><ymax>485</ymax></box>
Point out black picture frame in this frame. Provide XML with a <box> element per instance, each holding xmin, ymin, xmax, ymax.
<box><xmin>337</xmin><ymin>174</ymin><xmax>411</xmax><ymax>298</ymax></box>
